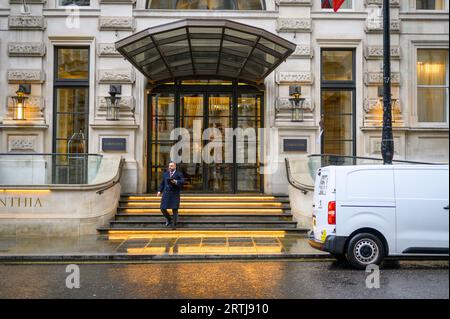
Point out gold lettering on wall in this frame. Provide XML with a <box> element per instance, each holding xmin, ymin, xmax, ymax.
<box><xmin>0</xmin><ymin>197</ymin><xmax>44</xmax><ymax>209</ymax></box>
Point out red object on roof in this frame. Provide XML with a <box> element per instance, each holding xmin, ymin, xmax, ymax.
<box><xmin>333</xmin><ymin>0</ymin><xmax>346</xmax><ymax>12</ymax></box>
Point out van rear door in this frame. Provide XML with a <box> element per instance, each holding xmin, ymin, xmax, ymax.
<box><xmin>312</xmin><ymin>166</ymin><xmax>336</xmax><ymax>243</ymax></box>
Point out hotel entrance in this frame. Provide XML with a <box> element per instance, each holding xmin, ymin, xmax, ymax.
<box><xmin>147</xmin><ymin>82</ymin><xmax>263</xmax><ymax>193</ymax></box>
<box><xmin>114</xmin><ymin>18</ymin><xmax>296</xmax><ymax>193</ymax></box>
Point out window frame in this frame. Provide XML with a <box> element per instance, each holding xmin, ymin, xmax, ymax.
<box><xmin>414</xmin><ymin>46</ymin><xmax>449</xmax><ymax>126</ymax></box>
<box><xmin>146</xmin><ymin>0</ymin><xmax>266</xmax><ymax>10</ymax></box>
<box><xmin>320</xmin><ymin>48</ymin><xmax>357</xmax><ymax>156</ymax></box>
<box><xmin>414</xmin><ymin>0</ymin><xmax>448</xmax><ymax>11</ymax></box>
<box><xmin>52</xmin><ymin>46</ymin><xmax>91</xmax><ymax>156</ymax></box>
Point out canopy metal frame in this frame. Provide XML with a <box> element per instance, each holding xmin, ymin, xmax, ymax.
<box><xmin>115</xmin><ymin>19</ymin><xmax>296</xmax><ymax>86</ymax></box>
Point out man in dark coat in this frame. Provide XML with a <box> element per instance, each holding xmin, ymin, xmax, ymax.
<box><xmin>157</xmin><ymin>161</ymin><xmax>185</xmax><ymax>227</ymax></box>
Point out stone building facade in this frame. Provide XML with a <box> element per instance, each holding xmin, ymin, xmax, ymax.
<box><xmin>0</xmin><ymin>0</ymin><xmax>448</xmax><ymax>195</ymax></box>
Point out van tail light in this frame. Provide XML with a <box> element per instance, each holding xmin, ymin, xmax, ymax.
<box><xmin>328</xmin><ymin>201</ymin><xmax>336</xmax><ymax>225</ymax></box>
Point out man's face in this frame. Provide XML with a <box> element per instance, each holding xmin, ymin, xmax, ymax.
<box><xmin>169</xmin><ymin>163</ymin><xmax>176</xmax><ymax>172</ymax></box>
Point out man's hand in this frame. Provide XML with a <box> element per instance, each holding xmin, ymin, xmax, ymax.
<box><xmin>157</xmin><ymin>192</ymin><xmax>161</xmax><ymax>197</ymax></box>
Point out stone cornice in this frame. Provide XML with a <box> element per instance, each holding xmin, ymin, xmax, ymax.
<box><xmin>365</xmin><ymin>46</ymin><xmax>401</xmax><ymax>60</ymax></box>
<box><xmin>8</xmin><ymin>16</ymin><xmax>46</xmax><ymax>30</ymax></box>
<box><xmin>290</xmin><ymin>45</ymin><xmax>313</xmax><ymax>58</ymax></box>
<box><xmin>365</xmin><ymin>19</ymin><xmax>400</xmax><ymax>33</ymax></box>
<box><xmin>99</xmin><ymin>16</ymin><xmax>135</xmax><ymax>31</ymax></box>
<box><xmin>277</xmin><ymin>19</ymin><xmax>312</xmax><ymax>33</ymax></box>
<box><xmin>365</xmin><ymin>0</ymin><xmax>400</xmax><ymax>7</ymax></box>
<box><xmin>276</xmin><ymin>72</ymin><xmax>313</xmax><ymax>84</ymax></box>
<box><xmin>8</xmin><ymin>42</ymin><xmax>46</xmax><ymax>57</ymax></box>
<box><xmin>276</xmin><ymin>97</ymin><xmax>315</xmax><ymax>112</ymax></box>
<box><xmin>97</xmin><ymin>43</ymin><xmax>121</xmax><ymax>57</ymax></box>
<box><xmin>98</xmin><ymin>70</ymin><xmax>135</xmax><ymax>84</ymax></box>
<box><xmin>364</xmin><ymin>72</ymin><xmax>400</xmax><ymax>86</ymax></box>
<box><xmin>7</xmin><ymin>70</ymin><xmax>45</xmax><ymax>84</ymax></box>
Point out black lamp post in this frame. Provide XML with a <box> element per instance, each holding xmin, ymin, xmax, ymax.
<box><xmin>381</xmin><ymin>0</ymin><xmax>394</xmax><ymax>164</ymax></box>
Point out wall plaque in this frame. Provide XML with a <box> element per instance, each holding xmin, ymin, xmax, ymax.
<box><xmin>102</xmin><ymin>138</ymin><xmax>127</xmax><ymax>152</ymax></box>
<box><xmin>283</xmin><ymin>139</ymin><xmax>308</xmax><ymax>152</ymax></box>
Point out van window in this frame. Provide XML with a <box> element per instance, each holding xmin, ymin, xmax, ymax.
<box><xmin>345</xmin><ymin>169</ymin><xmax>395</xmax><ymax>200</ymax></box>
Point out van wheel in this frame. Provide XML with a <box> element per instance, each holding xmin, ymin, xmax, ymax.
<box><xmin>346</xmin><ymin>233</ymin><xmax>385</xmax><ymax>270</ymax></box>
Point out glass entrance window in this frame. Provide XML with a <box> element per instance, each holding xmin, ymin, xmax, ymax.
<box><xmin>149</xmin><ymin>85</ymin><xmax>263</xmax><ymax>193</ymax></box>
<box><xmin>321</xmin><ymin>49</ymin><xmax>355</xmax><ymax>156</ymax></box>
<box><xmin>150</xmin><ymin>93</ymin><xmax>176</xmax><ymax>191</ymax></box>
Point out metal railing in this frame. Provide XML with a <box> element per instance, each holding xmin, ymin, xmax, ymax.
<box><xmin>97</xmin><ymin>157</ymin><xmax>126</xmax><ymax>195</ymax></box>
<box><xmin>285</xmin><ymin>158</ymin><xmax>313</xmax><ymax>195</ymax></box>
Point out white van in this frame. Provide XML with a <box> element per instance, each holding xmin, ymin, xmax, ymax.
<box><xmin>309</xmin><ymin>164</ymin><xmax>449</xmax><ymax>269</ymax></box>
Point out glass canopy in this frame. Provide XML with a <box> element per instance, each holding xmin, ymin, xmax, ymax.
<box><xmin>115</xmin><ymin>19</ymin><xmax>296</xmax><ymax>86</ymax></box>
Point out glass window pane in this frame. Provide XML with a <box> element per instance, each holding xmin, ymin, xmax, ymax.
<box><xmin>152</xmin><ymin>143</ymin><xmax>175</xmax><ymax>166</ymax></box>
<box><xmin>56</xmin><ymin>88</ymin><xmax>88</xmax><ymax>144</ymax></box>
<box><xmin>418</xmin><ymin>87</ymin><xmax>448</xmax><ymax>122</ymax></box>
<box><xmin>237</xmin><ymin>0</ymin><xmax>263</xmax><ymax>10</ymax></box>
<box><xmin>208</xmin><ymin>165</ymin><xmax>233</xmax><ymax>193</ymax></box>
<box><xmin>417</xmin><ymin>49</ymin><xmax>448</xmax><ymax>86</ymax></box>
<box><xmin>209</xmin><ymin>94</ymin><xmax>232</xmax><ymax>117</ymax></box>
<box><xmin>322</xmin><ymin>90</ymin><xmax>354</xmax><ymax>155</ymax></box>
<box><xmin>238</xmin><ymin>166</ymin><xmax>260</xmax><ymax>192</ymax></box>
<box><xmin>59</xmin><ymin>0</ymin><xmax>90</xmax><ymax>6</ymax></box>
<box><xmin>322</xmin><ymin>50</ymin><xmax>354</xmax><ymax>81</ymax></box>
<box><xmin>57</xmin><ymin>48</ymin><xmax>89</xmax><ymax>80</ymax></box>
<box><xmin>321</xmin><ymin>0</ymin><xmax>352</xmax><ymax>9</ymax></box>
<box><xmin>238</xmin><ymin>94</ymin><xmax>260</xmax><ymax>117</ymax></box>
<box><xmin>182</xmin><ymin>95</ymin><xmax>204</xmax><ymax>117</ymax></box>
<box><xmin>323</xmin><ymin>141</ymin><xmax>353</xmax><ymax>156</ymax></box>
<box><xmin>179</xmin><ymin>164</ymin><xmax>204</xmax><ymax>192</ymax></box>
<box><xmin>152</xmin><ymin>117</ymin><xmax>175</xmax><ymax>141</ymax></box>
<box><xmin>56</xmin><ymin>88</ymin><xmax>88</xmax><ymax>113</ymax></box>
<box><xmin>152</xmin><ymin>94</ymin><xmax>175</xmax><ymax>116</ymax></box>
<box><xmin>321</xmin><ymin>91</ymin><xmax>353</xmax><ymax>114</ymax></box>
<box><xmin>416</xmin><ymin>0</ymin><xmax>445</xmax><ymax>9</ymax></box>
<box><xmin>150</xmin><ymin>0</ymin><xmax>263</xmax><ymax>10</ymax></box>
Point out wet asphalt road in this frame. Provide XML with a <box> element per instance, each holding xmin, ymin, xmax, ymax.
<box><xmin>0</xmin><ymin>260</ymin><xmax>447</xmax><ymax>299</ymax></box>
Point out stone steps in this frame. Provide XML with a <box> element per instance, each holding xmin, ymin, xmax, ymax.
<box><xmin>98</xmin><ymin>194</ymin><xmax>300</xmax><ymax>236</ymax></box>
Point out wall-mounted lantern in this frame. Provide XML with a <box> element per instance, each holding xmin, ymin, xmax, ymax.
<box><xmin>105</xmin><ymin>85</ymin><xmax>122</xmax><ymax>121</ymax></box>
<box><xmin>289</xmin><ymin>85</ymin><xmax>306</xmax><ymax>122</ymax></box>
<box><xmin>12</xmin><ymin>84</ymin><xmax>31</xmax><ymax>121</ymax></box>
